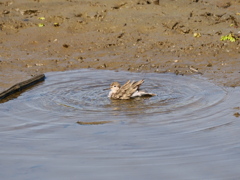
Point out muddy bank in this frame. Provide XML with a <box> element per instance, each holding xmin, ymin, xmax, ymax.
<box><xmin>0</xmin><ymin>0</ymin><xmax>240</xmax><ymax>91</ymax></box>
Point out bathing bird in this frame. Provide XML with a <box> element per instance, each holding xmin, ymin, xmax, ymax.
<box><xmin>108</xmin><ymin>80</ymin><xmax>156</xmax><ymax>100</ymax></box>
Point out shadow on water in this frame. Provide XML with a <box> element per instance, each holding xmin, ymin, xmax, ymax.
<box><xmin>0</xmin><ymin>69</ymin><xmax>240</xmax><ymax>180</ymax></box>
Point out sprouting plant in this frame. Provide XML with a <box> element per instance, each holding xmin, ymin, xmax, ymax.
<box><xmin>38</xmin><ymin>23</ymin><xmax>45</xmax><ymax>27</ymax></box>
<box><xmin>220</xmin><ymin>33</ymin><xmax>238</xmax><ymax>42</ymax></box>
<box><xmin>38</xmin><ymin>17</ymin><xmax>45</xmax><ymax>20</ymax></box>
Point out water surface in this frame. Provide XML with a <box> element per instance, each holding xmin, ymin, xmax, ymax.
<box><xmin>0</xmin><ymin>69</ymin><xmax>240</xmax><ymax>180</ymax></box>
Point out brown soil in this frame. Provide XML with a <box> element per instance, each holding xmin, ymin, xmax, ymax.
<box><xmin>0</xmin><ymin>0</ymin><xmax>240</xmax><ymax>92</ymax></box>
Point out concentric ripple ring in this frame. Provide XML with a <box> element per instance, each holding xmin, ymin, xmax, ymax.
<box><xmin>0</xmin><ymin>69</ymin><xmax>240</xmax><ymax>180</ymax></box>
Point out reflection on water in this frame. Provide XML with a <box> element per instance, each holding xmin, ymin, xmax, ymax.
<box><xmin>0</xmin><ymin>69</ymin><xmax>240</xmax><ymax>180</ymax></box>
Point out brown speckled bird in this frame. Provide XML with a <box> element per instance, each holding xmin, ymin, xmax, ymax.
<box><xmin>108</xmin><ymin>80</ymin><xmax>156</xmax><ymax>100</ymax></box>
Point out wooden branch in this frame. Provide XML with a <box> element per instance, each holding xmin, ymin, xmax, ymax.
<box><xmin>0</xmin><ymin>74</ymin><xmax>45</xmax><ymax>100</ymax></box>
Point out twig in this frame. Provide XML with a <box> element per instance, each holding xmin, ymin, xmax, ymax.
<box><xmin>0</xmin><ymin>74</ymin><xmax>45</xmax><ymax>100</ymax></box>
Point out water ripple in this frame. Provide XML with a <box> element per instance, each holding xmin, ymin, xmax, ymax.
<box><xmin>0</xmin><ymin>69</ymin><xmax>240</xmax><ymax>180</ymax></box>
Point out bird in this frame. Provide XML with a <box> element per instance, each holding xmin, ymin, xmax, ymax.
<box><xmin>108</xmin><ymin>80</ymin><xmax>156</xmax><ymax>100</ymax></box>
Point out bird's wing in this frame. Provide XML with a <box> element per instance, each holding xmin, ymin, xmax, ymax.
<box><xmin>111</xmin><ymin>80</ymin><xmax>144</xmax><ymax>99</ymax></box>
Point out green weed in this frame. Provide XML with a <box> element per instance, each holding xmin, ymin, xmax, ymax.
<box><xmin>220</xmin><ymin>33</ymin><xmax>238</xmax><ymax>42</ymax></box>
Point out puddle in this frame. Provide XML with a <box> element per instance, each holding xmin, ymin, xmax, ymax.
<box><xmin>0</xmin><ymin>69</ymin><xmax>240</xmax><ymax>180</ymax></box>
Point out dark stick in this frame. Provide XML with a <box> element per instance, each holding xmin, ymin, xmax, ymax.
<box><xmin>0</xmin><ymin>74</ymin><xmax>45</xmax><ymax>100</ymax></box>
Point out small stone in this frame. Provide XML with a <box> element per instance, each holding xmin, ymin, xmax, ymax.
<box><xmin>2</xmin><ymin>10</ymin><xmax>10</xmax><ymax>14</ymax></box>
<box><xmin>35</xmin><ymin>63</ymin><xmax>43</xmax><ymax>66</ymax></box>
<box><xmin>193</xmin><ymin>32</ymin><xmax>201</xmax><ymax>37</ymax></box>
<box><xmin>207</xmin><ymin>63</ymin><xmax>212</xmax><ymax>67</ymax></box>
<box><xmin>63</xmin><ymin>44</ymin><xmax>69</xmax><ymax>48</ymax></box>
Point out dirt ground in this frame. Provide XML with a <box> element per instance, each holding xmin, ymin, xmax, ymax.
<box><xmin>0</xmin><ymin>0</ymin><xmax>240</xmax><ymax>92</ymax></box>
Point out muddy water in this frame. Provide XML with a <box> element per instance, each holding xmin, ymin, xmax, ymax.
<box><xmin>0</xmin><ymin>69</ymin><xmax>240</xmax><ymax>180</ymax></box>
